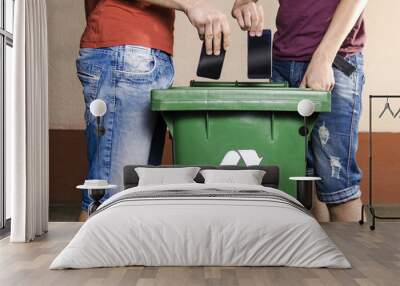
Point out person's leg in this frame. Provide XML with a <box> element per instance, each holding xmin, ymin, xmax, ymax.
<box><xmin>309</xmin><ymin>53</ymin><xmax>365</xmax><ymax>222</ymax></box>
<box><xmin>273</xmin><ymin>60</ymin><xmax>330</xmax><ymax>222</ymax></box>
<box><xmin>147</xmin><ymin>114</ymin><xmax>167</xmax><ymax>166</ymax></box>
<box><xmin>76</xmin><ymin>46</ymin><xmax>174</xmax><ymax>221</ymax></box>
<box><xmin>107</xmin><ymin>46</ymin><xmax>174</xmax><ymax>195</ymax></box>
<box><xmin>329</xmin><ymin>197</ymin><xmax>363</xmax><ymax>221</ymax></box>
<box><xmin>148</xmin><ymin>58</ymin><xmax>174</xmax><ymax>166</ymax></box>
<box><xmin>78</xmin><ymin>210</ymin><xmax>88</xmax><ymax>222</ymax></box>
<box><xmin>311</xmin><ymin>185</ymin><xmax>330</xmax><ymax>222</ymax></box>
<box><xmin>76</xmin><ymin>47</ymin><xmax>113</xmax><ymax>221</ymax></box>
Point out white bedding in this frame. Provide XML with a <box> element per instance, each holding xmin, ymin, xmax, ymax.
<box><xmin>50</xmin><ymin>183</ymin><xmax>350</xmax><ymax>269</ymax></box>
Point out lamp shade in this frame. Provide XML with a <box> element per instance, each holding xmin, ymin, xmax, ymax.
<box><xmin>90</xmin><ymin>99</ymin><xmax>107</xmax><ymax>117</ymax></box>
<box><xmin>297</xmin><ymin>99</ymin><xmax>315</xmax><ymax>117</ymax></box>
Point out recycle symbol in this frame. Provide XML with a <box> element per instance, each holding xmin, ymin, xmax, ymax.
<box><xmin>220</xmin><ymin>150</ymin><xmax>263</xmax><ymax>166</ymax></box>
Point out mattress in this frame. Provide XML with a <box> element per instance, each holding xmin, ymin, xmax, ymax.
<box><xmin>50</xmin><ymin>183</ymin><xmax>350</xmax><ymax>269</ymax></box>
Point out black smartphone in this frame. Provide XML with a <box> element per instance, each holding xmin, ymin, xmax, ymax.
<box><xmin>196</xmin><ymin>41</ymin><xmax>226</xmax><ymax>80</ymax></box>
<box><xmin>333</xmin><ymin>54</ymin><xmax>356</xmax><ymax>77</ymax></box>
<box><xmin>248</xmin><ymin>29</ymin><xmax>272</xmax><ymax>79</ymax></box>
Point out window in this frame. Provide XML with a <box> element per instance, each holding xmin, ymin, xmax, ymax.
<box><xmin>1</xmin><ymin>0</ymin><xmax>14</xmax><ymax>232</ymax></box>
<box><xmin>5</xmin><ymin>0</ymin><xmax>13</xmax><ymax>34</ymax></box>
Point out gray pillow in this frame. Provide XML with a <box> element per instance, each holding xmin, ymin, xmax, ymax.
<box><xmin>200</xmin><ymin>169</ymin><xmax>266</xmax><ymax>185</ymax></box>
<box><xmin>135</xmin><ymin>167</ymin><xmax>201</xmax><ymax>186</ymax></box>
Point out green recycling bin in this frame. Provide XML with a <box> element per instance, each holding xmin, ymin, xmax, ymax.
<box><xmin>151</xmin><ymin>81</ymin><xmax>331</xmax><ymax>197</ymax></box>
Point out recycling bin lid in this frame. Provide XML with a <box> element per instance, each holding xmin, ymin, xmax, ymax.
<box><xmin>189</xmin><ymin>80</ymin><xmax>289</xmax><ymax>88</ymax></box>
<box><xmin>151</xmin><ymin>84</ymin><xmax>331</xmax><ymax>112</ymax></box>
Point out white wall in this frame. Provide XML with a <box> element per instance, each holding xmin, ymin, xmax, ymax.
<box><xmin>47</xmin><ymin>0</ymin><xmax>400</xmax><ymax>132</ymax></box>
<box><xmin>47</xmin><ymin>0</ymin><xmax>85</xmax><ymax>130</ymax></box>
<box><xmin>361</xmin><ymin>1</ymin><xmax>400</xmax><ymax>132</ymax></box>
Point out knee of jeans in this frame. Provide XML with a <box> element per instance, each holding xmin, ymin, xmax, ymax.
<box><xmin>312</xmin><ymin>146</ymin><xmax>349</xmax><ymax>185</ymax></box>
<box><xmin>310</xmin><ymin>135</ymin><xmax>345</xmax><ymax>183</ymax></box>
<box><xmin>312</xmin><ymin>145</ymin><xmax>362</xmax><ymax>195</ymax></box>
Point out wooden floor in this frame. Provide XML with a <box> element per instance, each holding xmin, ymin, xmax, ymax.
<box><xmin>0</xmin><ymin>222</ymin><xmax>399</xmax><ymax>286</ymax></box>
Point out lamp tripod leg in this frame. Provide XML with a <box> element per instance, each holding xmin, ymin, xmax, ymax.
<box><xmin>359</xmin><ymin>204</ymin><xmax>365</xmax><ymax>225</ymax></box>
<box><xmin>88</xmin><ymin>189</ymin><xmax>106</xmax><ymax>216</ymax></box>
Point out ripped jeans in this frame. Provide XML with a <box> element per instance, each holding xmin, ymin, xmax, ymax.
<box><xmin>76</xmin><ymin>46</ymin><xmax>174</xmax><ymax>211</ymax></box>
<box><xmin>273</xmin><ymin>53</ymin><xmax>365</xmax><ymax>204</ymax></box>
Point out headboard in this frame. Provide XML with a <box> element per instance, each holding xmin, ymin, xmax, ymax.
<box><xmin>123</xmin><ymin>165</ymin><xmax>280</xmax><ymax>189</ymax></box>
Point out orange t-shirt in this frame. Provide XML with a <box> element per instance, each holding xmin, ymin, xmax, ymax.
<box><xmin>80</xmin><ymin>0</ymin><xmax>175</xmax><ymax>54</ymax></box>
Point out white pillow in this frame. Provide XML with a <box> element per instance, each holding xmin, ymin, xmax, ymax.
<box><xmin>200</xmin><ymin>169</ymin><xmax>266</xmax><ymax>185</ymax></box>
<box><xmin>135</xmin><ymin>167</ymin><xmax>200</xmax><ymax>186</ymax></box>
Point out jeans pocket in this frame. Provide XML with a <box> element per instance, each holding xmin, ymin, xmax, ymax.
<box><xmin>77</xmin><ymin>62</ymin><xmax>103</xmax><ymax>98</ymax></box>
<box><xmin>76</xmin><ymin>61</ymin><xmax>104</xmax><ymax>124</ymax></box>
<box><xmin>125</xmin><ymin>53</ymin><xmax>156</xmax><ymax>74</ymax></box>
<box><xmin>114</xmin><ymin>48</ymin><xmax>157</xmax><ymax>83</ymax></box>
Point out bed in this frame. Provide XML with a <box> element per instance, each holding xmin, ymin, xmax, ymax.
<box><xmin>50</xmin><ymin>165</ymin><xmax>350</xmax><ymax>269</ymax></box>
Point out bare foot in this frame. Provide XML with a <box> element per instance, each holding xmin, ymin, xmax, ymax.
<box><xmin>328</xmin><ymin>198</ymin><xmax>363</xmax><ymax>222</ymax></box>
<box><xmin>78</xmin><ymin>211</ymin><xmax>88</xmax><ymax>222</ymax></box>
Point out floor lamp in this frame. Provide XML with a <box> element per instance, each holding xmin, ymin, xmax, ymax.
<box><xmin>77</xmin><ymin>99</ymin><xmax>117</xmax><ymax>215</ymax></box>
<box><xmin>290</xmin><ymin>99</ymin><xmax>321</xmax><ymax>210</ymax></box>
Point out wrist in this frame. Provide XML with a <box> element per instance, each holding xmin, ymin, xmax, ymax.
<box><xmin>234</xmin><ymin>0</ymin><xmax>257</xmax><ymax>5</ymax></box>
<box><xmin>312</xmin><ymin>48</ymin><xmax>336</xmax><ymax>66</ymax></box>
<box><xmin>179</xmin><ymin>0</ymin><xmax>202</xmax><ymax>13</ymax></box>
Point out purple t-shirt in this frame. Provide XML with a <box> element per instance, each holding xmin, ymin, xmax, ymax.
<box><xmin>273</xmin><ymin>0</ymin><xmax>365</xmax><ymax>61</ymax></box>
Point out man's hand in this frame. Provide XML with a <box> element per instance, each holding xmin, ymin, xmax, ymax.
<box><xmin>232</xmin><ymin>0</ymin><xmax>264</xmax><ymax>37</ymax></box>
<box><xmin>184</xmin><ymin>1</ymin><xmax>231</xmax><ymax>56</ymax></box>
<box><xmin>300</xmin><ymin>54</ymin><xmax>335</xmax><ymax>91</ymax></box>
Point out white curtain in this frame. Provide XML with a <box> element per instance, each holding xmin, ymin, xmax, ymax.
<box><xmin>8</xmin><ymin>0</ymin><xmax>49</xmax><ymax>242</ymax></box>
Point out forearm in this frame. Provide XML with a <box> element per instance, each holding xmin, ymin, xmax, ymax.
<box><xmin>139</xmin><ymin>0</ymin><xmax>200</xmax><ymax>12</ymax></box>
<box><xmin>140</xmin><ymin>0</ymin><xmax>257</xmax><ymax>12</ymax></box>
<box><xmin>314</xmin><ymin>0</ymin><xmax>368</xmax><ymax>63</ymax></box>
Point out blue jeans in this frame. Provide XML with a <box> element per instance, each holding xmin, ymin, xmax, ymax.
<box><xmin>76</xmin><ymin>45</ymin><xmax>174</xmax><ymax>210</ymax></box>
<box><xmin>272</xmin><ymin>53</ymin><xmax>365</xmax><ymax>204</ymax></box>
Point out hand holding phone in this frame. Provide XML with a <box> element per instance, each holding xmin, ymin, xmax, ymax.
<box><xmin>184</xmin><ymin>1</ymin><xmax>231</xmax><ymax>56</ymax></box>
